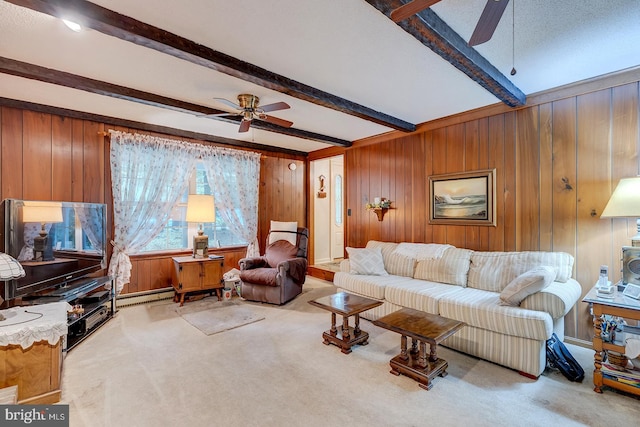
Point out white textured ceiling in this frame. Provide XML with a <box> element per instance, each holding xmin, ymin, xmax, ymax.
<box><xmin>1</xmin><ymin>0</ymin><xmax>640</xmax><ymax>153</ymax></box>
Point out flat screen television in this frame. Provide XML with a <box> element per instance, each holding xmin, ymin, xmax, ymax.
<box><xmin>0</xmin><ymin>199</ymin><xmax>107</xmax><ymax>303</ymax></box>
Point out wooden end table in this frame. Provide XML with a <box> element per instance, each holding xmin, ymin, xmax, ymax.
<box><xmin>309</xmin><ymin>292</ymin><xmax>383</xmax><ymax>354</ymax></box>
<box><xmin>373</xmin><ymin>308</ymin><xmax>465</xmax><ymax>390</ymax></box>
<box><xmin>171</xmin><ymin>255</ymin><xmax>224</xmax><ymax>306</ymax></box>
<box><xmin>583</xmin><ymin>285</ymin><xmax>640</xmax><ymax>396</ymax></box>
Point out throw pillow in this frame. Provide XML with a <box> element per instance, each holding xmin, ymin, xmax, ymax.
<box><xmin>500</xmin><ymin>265</ymin><xmax>556</xmax><ymax>306</ymax></box>
<box><xmin>346</xmin><ymin>247</ymin><xmax>388</xmax><ymax>276</ymax></box>
<box><xmin>268</xmin><ymin>221</ymin><xmax>297</xmax><ymax>246</ymax></box>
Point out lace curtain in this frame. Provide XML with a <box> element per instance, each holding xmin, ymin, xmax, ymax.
<box><xmin>201</xmin><ymin>147</ymin><xmax>261</xmax><ymax>258</ymax></box>
<box><xmin>108</xmin><ymin>131</ymin><xmax>199</xmax><ymax>293</ymax></box>
<box><xmin>108</xmin><ymin>130</ymin><xmax>261</xmax><ymax>294</ymax></box>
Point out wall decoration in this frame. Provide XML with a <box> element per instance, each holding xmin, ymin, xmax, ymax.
<box><xmin>428</xmin><ymin>169</ymin><xmax>496</xmax><ymax>226</ymax></box>
<box><xmin>317</xmin><ymin>175</ymin><xmax>327</xmax><ymax>198</ymax></box>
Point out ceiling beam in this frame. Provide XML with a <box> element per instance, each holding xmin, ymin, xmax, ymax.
<box><xmin>366</xmin><ymin>0</ymin><xmax>526</xmax><ymax>107</ymax></box>
<box><xmin>6</xmin><ymin>0</ymin><xmax>416</xmax><ymax>133</ymax></box>
<box><xmin>0</xmin><ymin>97</ymin><xmax>309</xmax><ymax>157</ymax></box>
<box><xmin>0</xmin><ymin>57</ymin><xmax>351</xmax><ymax>147</ymax></box>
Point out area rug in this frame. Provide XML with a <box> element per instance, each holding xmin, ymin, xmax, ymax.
<box><xmin>176</xmin><ymin>299</ymin><xmax>265</xmax><ymax>336</ymax></box>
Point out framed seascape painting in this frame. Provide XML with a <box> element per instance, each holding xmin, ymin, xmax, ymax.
<box><xmin>428</xmin><ymin>169</ymin><xmax>496</xmax><ymax>226</ymax></box>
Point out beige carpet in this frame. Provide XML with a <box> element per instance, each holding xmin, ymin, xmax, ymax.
<box><xmin>176</xmin><ymin>299</ymin><xmax>264</xmax><ymax>335</ymax></box>
<box><xmin>60</xmin><ymin>277</ymin><xmax>640</xmax><ymax>427</ymax></box>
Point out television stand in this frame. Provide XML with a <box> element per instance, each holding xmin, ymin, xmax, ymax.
<box><xmin>25</xmin><ymin>275</ymin><xmax>116</xmax><ymax>351</ymax></box>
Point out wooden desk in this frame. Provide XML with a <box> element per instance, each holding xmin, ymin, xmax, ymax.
<box><xmin>171</xmin><ymin>256</ymin><xmax>224</xmax><ymax>306</ymax></box>
<box><xmin>373</xmin><ymin>308</ymin><xmax>464</xmax><ymax>390</ymax></box>
<box><xmin>583</xmin><ymin>286</ymin><xmax>640</xmax><ymax>396</ymax></box>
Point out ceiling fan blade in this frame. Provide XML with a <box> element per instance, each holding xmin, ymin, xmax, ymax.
<box><xmin>468</xmin><ymin>0</ymin><xmax>509</xmax><ymax>46</ymax></box>
<box><xmin>213</xmin><ymin>97</ymin><xmax>242</xmax><ymax>111</ymax></box>
<box><xmin>390</xmin><ymin>0</ymin><xmax>441</xmax><ymax>23</ymax></box>
<box><xmin>238</xmin><ymin>119</ymin><xmax>252</xmax><ymax>133</ymax></box>
<box><xmin>259</xmin><ymin>101</ymin><xmax>290</xmax><ymax>113</ymax></box>
<box><xmin>260</xmin><ymin>115</ymin><xmax>293</xmax><ymax>128</ymax></box>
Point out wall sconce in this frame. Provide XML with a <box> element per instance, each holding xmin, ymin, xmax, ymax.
<box><xmin>365</xmin><ymin>198</ymin><xmax>392</xmax><ymax>221</ymax></box>
<box><xmin>186</xmin><ymin>194</ymin><xmax>215</xmax><ymax>258</ymax></box>
<box><xmin>22</xmin><ymin>201</ymin><xmax>63</xmax><ymax>262</ymax></box>
<box><xmin>601</xmin><ymin>176</ymin><xmax>640</xmax><ymax>246</ymax></box>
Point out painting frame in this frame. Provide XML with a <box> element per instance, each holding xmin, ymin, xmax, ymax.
<box><xmin>428</xmin><ymin>169</ymin><xmax>496</xmax><ymax>226</ymax></box>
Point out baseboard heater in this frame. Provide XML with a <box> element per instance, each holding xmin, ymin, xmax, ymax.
<box><xmin>116</xmin><ymin>287</ymin><xmax>174</xmax><ymax>308</ymax></box>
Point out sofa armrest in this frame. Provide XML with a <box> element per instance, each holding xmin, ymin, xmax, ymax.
<box><xmin>520</xmin><ymin>278</ymin><xmax>582</xmax><ymax>319</ymax></box>
<box><xmin>339</xmin><ymin>259</ymin><xmax>351</xmax><ymax>272</ymax></box>
<box><xmin>277</xmin><ymin>258</ymin><xmax>308</xmax><ymax>284</ymax></box>
<box><xmin>239</xmin><ymin>257</ymin><xmax>268</xmax><ymax>271</ymax></box>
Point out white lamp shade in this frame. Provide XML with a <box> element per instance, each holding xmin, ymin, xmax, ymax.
<box><xmin>0</xmin><ymin>253</ymin><xmax>25</xmax><ymax>280</ymax></box>
<box><xmin>185</xmin><ymin>195</ymin><xmax>215</xmax><ymax>223</ymax></box>
<box><xmin>22</xmin><ymin>201</ymin><xmax>64</xmax><ymax>223</ymax></box>
<box><xmin>601</xmin><ymin>177</ymin><xmax>640</xmax><ymax>218</ymax></box>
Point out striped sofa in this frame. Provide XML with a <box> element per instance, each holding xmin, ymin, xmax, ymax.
<box><xmin>333</xmin><ymin>241</ymin><xmax>582</xmax><ymax>378</ymax></box>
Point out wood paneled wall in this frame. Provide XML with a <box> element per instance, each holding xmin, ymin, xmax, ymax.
<box><xmin>0</xmin><ymin>106</ymin><xmax>306</xmax><ymax>295</ymax></box>
<box><xmin>345</xmin><ymin>82</ymin><xmax>640</xmax><ymax>342</ymax></box>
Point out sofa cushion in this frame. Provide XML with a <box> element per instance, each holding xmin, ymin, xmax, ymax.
<box><xmin>365</xmin><ymin>241</ymin><xmax>416</xmax><ymax>277</ymax></box>
<box><xmin>438</xmin><ymin>287</ymin><xmax>553</xmax><ymax>341</ymax></box>
<box><xmin>468</xmin><ymin>251</ymin><xmax>574</xmax><ymax>292</ymax></box>
<box><xmin>240</xmin><ymin>268</ymin><xmax>278</xmax><ymax>287</ymax></box>
<box><xmin>413</xmin><ymin>247</ymin><xmax>473</xmax><ymax>287</ymax></box>
<box><xmin>333</xmin><ymin>271</ymin><xmax>414</xmax><ymax>300</ymax></box>
<box><xmin>499</xmin><ymin>266</ymin><xmax>556</xmax><ymax>306</ymax></box>
<box><xmin>346</xmin><ymin>247</ymin><xmax>388</xmax><ymax>276</ymax></box>
<box><xmin>392</xmin><ymin>243</ymin><xmax>453</xmax><ymax>261</ymax></box>
<box><xmin>384</xmin><ymin>279</ymin><xmax>465</xmax><ymax>315</ymax></box>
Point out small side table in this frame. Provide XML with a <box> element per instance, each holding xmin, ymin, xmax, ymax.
<box><xmin>373</xmin><ymin>308</ymin><xmax>465</xmax><ymax>390</ymax></box>
<box><xmin>583</xmin><ymin>285</ymin><xmax>640</xmax><ymax>396</ymax></box>
<box><xmin>171</xmin><ymin>255</ymin><xmax>224</xmax><ymax>306</ymax></box>
<box><xmin>309</xmin><ymin>292</ymin><xmax>382</xmax><ymax>354</ymax></box>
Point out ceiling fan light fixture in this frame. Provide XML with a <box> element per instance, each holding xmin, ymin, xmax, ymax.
<box><xmin>62</xmin><ymin>19</ymin><xmax>82</xmax><ymax>32</ymax></box>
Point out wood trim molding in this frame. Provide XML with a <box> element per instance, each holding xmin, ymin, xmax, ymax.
<box><xmin>0</xmin><ymin>97</ymin><xmax>309</xmax><ymax>156</ymax></box>
<box><xmin>7</xmin><ymin>0</ymin><xmax>415</xmax><ymax>133</ymax></box>
<box><xmin>353</xmin><ymin>65</ymin><xmax>640</xmax><ymax>147</ymax></box>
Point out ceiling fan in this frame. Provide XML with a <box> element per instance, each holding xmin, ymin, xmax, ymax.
<box><xmin>390</xmin><ymin>0</ymin><xmax>510</xmax><ymax>46</ymax></box>
<box><xmin>206</xmin><ymin>94</ymin><xmax>293</xmax><ymax>133</ymax></box>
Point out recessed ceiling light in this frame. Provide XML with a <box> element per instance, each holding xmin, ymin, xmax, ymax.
<box><xmin>62</xmin><ymin>19</ymin><xmax>82</xmax><ymax>32</ymax></box>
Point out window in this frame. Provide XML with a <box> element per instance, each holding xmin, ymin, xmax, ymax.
<box><xmin>335</xmin><ymin>174</ymin><xmax>343</xmax><ymax>226</ymax></box>
<box><xmin>140</xmin><ymin>163</ymin><xmax>247</xmax><ymax>252</ymax></box>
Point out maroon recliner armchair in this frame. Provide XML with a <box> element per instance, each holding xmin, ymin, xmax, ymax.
<box><xmin>239</xmin><ymin>227</ymin><xmax>309</xmax><ymax>305</ymax></box>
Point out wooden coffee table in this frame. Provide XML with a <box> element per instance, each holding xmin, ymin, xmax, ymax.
<box><xmin>373</xmin><ymin>308</ymin><xmax>465</xmax><ymax>390</ymax></box>
<box><xmin>309</xmin><ymin>292</ymin><xmax>383</xmax><ymax>354</ymax></box>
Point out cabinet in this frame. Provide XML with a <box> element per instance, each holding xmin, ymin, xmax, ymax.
<box><xmin>171</xmin><ymin>256</ymin><xmax>224</xmax><ymax>306</ymax></box>
<box><xmin>0</xmin><ymin>301</ymin><xmax>67</xmax><ymax>404</ymax></box>
<box><xmin>583</xmin><ymin>285</ymin><xmax>640</xmax><ymax>396</ymax></box>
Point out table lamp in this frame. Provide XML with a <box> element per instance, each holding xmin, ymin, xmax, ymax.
<box><xmin>601</xmin><ymin>177</ymin><xmax>640</xmax><ymax>247</ymax></box>
<box><xmin>22</xmin><ymin>201</ymin><xmax>64</xmax><ymax>261</ymax></box>
<box><xmin>0</xmin><ymin>252</ymin><xmax>26</xmax><ymax>319</ymax></box>
<box><xmin>186</xmin><ymin>194</ymin><xmax>215</xmax><ymax>258</ymax></box>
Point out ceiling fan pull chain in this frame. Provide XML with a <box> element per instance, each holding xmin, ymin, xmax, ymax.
<box><xmin>510</xmin><ymin>0</ymin><xmax>516</xmax><ymax>76</ymax></box>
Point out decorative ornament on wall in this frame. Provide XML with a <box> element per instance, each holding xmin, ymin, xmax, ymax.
<box><xmin>317</xmin><ymin>175</ymin><xmax>327</xmax><ymax>198</ymax></box>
